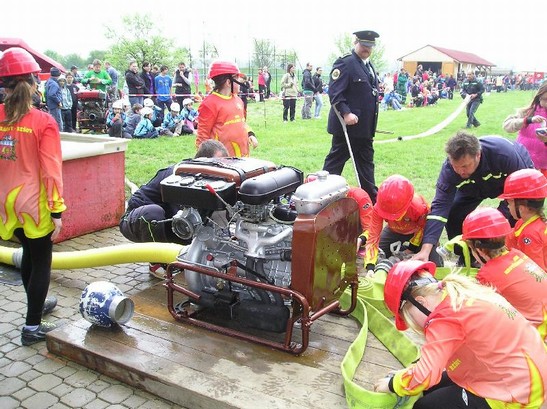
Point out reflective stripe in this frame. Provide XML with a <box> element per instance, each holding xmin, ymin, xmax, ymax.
<box><xmin>456</xmin><ymin>179</ymin><xmax>476</xmax><ymax>189</ymax></box>
<box><xmin>426</xmin><ymin>215</ymin><xmax>448</xmax><ymax>223</ymax></box>
<box><xmin>481</xmin><ymin>172</ymin><xmax>506</xmax><ymax>181</ymax></box>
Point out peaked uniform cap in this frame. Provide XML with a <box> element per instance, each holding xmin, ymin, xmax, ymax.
<box><xmin>353</xmin><ymin>30</ymin><xmax>379</xmax><ymax>46</ymax></box>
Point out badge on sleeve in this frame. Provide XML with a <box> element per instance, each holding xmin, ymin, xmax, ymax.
<box><xmin>331</xmin><ymin>69</ymin><xmax>340</xmax><ymax>80</ymax></box>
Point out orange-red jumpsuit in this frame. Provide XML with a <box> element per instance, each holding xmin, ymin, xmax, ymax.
<box><xmin>392</xmin><ymin>295</ymin><xmax>547</xmax><ymax>408</ymax></box>
<box><xmin>0</xmin><ymin>107</ymin><xmax>66</xmax><ymax>240</ymax></box>
<box><xmin>477</xmin><ymin>248</ymin><xmax>547</xmax><ymax>340</ymax></box>
<box><xmin>196</xmin><ymin>92</ymin><xmax>252</xmax><ymax>157</ymax></box>
<box><xmin>506</xmin><ymin>215</ymin><xmax>547</xmax><ymax>271</ymax></box>
<box><xmin>364</xmin><ymin>193</ymin><xmax>429</xmax><ymax>266</ymax></box>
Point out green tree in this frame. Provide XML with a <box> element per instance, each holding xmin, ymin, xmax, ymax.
<box><xmin>43</xmin><ymin>50</ymin><xmax>64</xmax><ymax>66</ymax></box>
<box><xmin>64</xmin><ymin>53</ymin><xmax>87</xmax><ymax>71</ymax></box>
<box><xmin>252</xmin><ymin>39</ymin><xmax>275</xmax><ymax>69</ymax></box>
<box><xmin>197</xmin><ymin>41</ymin><xmax>219</xmax><ymax>74</ymax></box>
<box><xmin>328</xmin><ymin>33</ymin><xmax>387</xmax><ymax>74</ymax></box>
<box><xmin>44</xmin><ymin>49</ymin><xmax>103</xmax><ymax>73</ymax></box>
<box><xmin>104</xmin><ymin>13</ymin><xmax>189</xmax><ymax>73</ymax></box>
<box><xmin>88</xmin><ymin>50</ymin><xmax>107</xmax><ymax>64</ymax></box>
<box><xmin>276</xmin><ymin>50</ymin><xmax>298</xmax><ymax>71</ymax></box>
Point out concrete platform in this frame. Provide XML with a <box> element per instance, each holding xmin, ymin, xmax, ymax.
<box><xmin>46</xmin><ymin>277</ymin><xmax>405</xmax><ymax>409</ymax></box>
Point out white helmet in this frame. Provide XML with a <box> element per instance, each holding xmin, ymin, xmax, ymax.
<box><xmin>143</xmin><ymin>98</ymin><xmax>154</xmax><ymax>107</ymax></box>
<box><xmin>140</xmin><ymin>107</ymin><xmax>153</xmax><ymax>116</ymax></box>
<box><xmin>112</xmin><ymin>100</ymin><xmax>123</xmax><ymax>109</ymax></box>
<box><xmin>170</xmin><ymin>102</ymin><xmax>180</xmax><ymax>112</ymax></box>
<box><xmin>182</xmin><ymin>98</ymin><xmax>193</xmax><ymax>106</ymax></box>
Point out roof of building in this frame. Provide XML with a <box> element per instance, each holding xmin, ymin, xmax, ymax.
<box><xmin>399</xmin><ymin>45</ymin><xmax>496</xmax><ymax>67</ymax></box>
<box><xmin>0</xmin><ymin>37</ymin><xmax>66</xmax><ymax>74</ymax></box>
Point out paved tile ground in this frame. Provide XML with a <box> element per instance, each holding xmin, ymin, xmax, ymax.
<box><xmin>0</xmin><ymin>228</ymin><xmax>186</xmax><ymax>409</ymax></box>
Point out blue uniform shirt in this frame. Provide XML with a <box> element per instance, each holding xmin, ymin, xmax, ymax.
<box><xmin>423</xmin><ymin>136</ymin><xmax>534</xmax><ymax>245</ymax></box>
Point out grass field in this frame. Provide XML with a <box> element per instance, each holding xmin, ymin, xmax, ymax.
<box><xmin>125</xmin><ymin>90</ymin><xmax>535</xmax><ymax>204</ymax></box>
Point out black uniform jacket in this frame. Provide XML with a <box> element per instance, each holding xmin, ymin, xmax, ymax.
<box><xmin>327</xmin><ymin>50</ymin><xmax>379</xmax><ymax>139</ymax></box>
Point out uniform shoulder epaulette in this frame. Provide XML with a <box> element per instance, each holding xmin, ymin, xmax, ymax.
<box><xmin>340</xmin><ymin>53</ymin><xmax>352</xmax><ymax>59</ymax></box>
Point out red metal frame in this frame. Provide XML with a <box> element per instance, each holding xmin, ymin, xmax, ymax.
<box><xmin>165</xmin><ymin>261</ymin><xmax>359</xmax><ymax>355</ymax></box>
<box><xmin>164</xmin><ymin>197</ymin><xmax>360</xmax><ymax>355</ymax></box>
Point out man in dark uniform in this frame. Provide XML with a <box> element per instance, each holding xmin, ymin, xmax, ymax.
<box><xmin>119</xmin><ymin>140</ymin><xmax>228</xmax><ymax>245</ymax></box>
<box><xmin>323</xmin><ymin>30</ymin><xmax>380</xmax><ymax>203</ymax></box>
<box><xmin>461</xmin><ymin>71</ymin><xmax>484</xmax><ymax>128</ymax></box>
<box><xmin>413</xmin><ymin>131</ymin><xmax>534</xmax><ymax>263</ymax></box>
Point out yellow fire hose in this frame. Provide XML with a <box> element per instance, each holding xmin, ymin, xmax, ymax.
<box><xmin>340</xmin><ymin>264</ymin><xmax>477</xmax><ymax>409</ymax></box>
<box><xmin>0</xmin><ymin>238</ymin><xmax>477</xmax><ymax>409</ymax></box>
<box><xmin>0</xmin><ymin>242</ymin><xmax>184</xmax><ymax>270</ymax></box>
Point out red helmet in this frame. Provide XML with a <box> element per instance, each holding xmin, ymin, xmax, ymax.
<box><xmin>0</xmin><ymin>47</ymin><xmax>41</xmax><ymax>77</ymax></box>
<box><xmin>462</xmin><ymin>207</ymin><xmax>512</xmax><ymax>240</ymax></box>
<box><xmin>384</xmin><ymin>260</ymin><xmax>436</xmax><ymax>330</ymax></box>
<box><xmin>374</xmin><ymin>175</ymin><xmax>414</xmax><ymax>220</ymax></box>
<box><xmin>347</xmin><ymin>187</ymin><xmax>373</xmax><ymax>229</ymax></box>
<box><xmin>498</xmin><ymin>169</ymin><xmax>547</xmax><ymax>200</ymax></box>
<box><xmin>208</xmin><ymin>61</ymin><xmax>241</xmax><ymax>79</ymax></box>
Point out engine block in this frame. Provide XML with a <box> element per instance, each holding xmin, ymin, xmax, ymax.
<box><xmin>161</xmin><ymin>157</ymin><xmax>360</xmax><ymax>353</ymax></box>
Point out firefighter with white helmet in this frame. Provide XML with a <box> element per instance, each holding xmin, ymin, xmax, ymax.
<box><xmin>142</xmin><ymin>97</ymin><xmax>162</xmax><ymax>127</ymax></box>
<box><xmin>160</xmin><ymin>102</ymin><xmax>183</xmax><ymax>136</ymax></box>
<box><xmin>105</xmin><ymin>99</ymin><xmax>131</xmax><ymax>138</ymax></box>
<box><xmin>196</xmin><ymin>60</ymin><xmax>258</xmax><ymax>156</ymax></box>
<box><xmin>133</xmin><ymin>106</ymin><xmax>158</xmax><ymax>138</ymax></box>
<box><xmin>181</xmin><ymin>97</ymin><xmax>198</xmax><ymax>135</ymax></box>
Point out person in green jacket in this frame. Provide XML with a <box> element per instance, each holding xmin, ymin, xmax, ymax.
<box><xmin>81</xmin><ymin>59</ymin><xmax>112</xmax><ymax>92</ymax></box>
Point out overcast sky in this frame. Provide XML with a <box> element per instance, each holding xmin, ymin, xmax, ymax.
<box><xmin>3</xmin><ymin>0</ymin><xmax>544</xmax><ymax>73</ymax></box>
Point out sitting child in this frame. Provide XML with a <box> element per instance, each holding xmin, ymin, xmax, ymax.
<box><xmin>125</xmin><ymin>103</ymin><xmax>142</xmax><ymax>137</ymax></box>
<box><xmin>133</xmin><ymin>106</ymin><xmax>158</xmax><ymax>138</ymax></box>
<box><xmin>498</xmin><ymin>169</ymin><xmax>546</xmax><ymax>270</ymax></box>
<box><xmin>462</xmin><ymin>207</ymin><xmax>547</xmax><ymax>340</ymax></box>
<box><xmin>160</xmin><ymin>102</ymin><xmax>183</xmax><ymax>136</ymax></box>
<box><xmin>181</xmin><ymin>98</ymin><xmax>199</xmax><ymax>135</ymax></box>
<box><xmin>106</xmin><ymin>100</ymin><xmax>131</xmax><ymax>138</ymax></box>
<box><xmin>143</xmin><ymin>97</ymin><xmax>163</xmax><ymax>127</ymax></box>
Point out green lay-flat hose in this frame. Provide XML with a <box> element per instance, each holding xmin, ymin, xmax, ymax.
<box><xmin>340</xmin><ymin>266</ymin><xmax>477</xmax><ymax>409</ymax></box>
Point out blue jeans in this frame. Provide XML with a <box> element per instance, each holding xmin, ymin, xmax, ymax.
<box><xmin>466</xmin><ymin>99</ymin><xmax>481</xmax><ymax>127</ymax></box>
<box><xmin>313</xmin><ymin>93</ymin><xmax>323</xmax><ymax>118</ymax></box>
<box><xmin>48</xmin><ymin>106</ymin><xmax>63</xmax><ymax>131</ymax></box>
<box><xmin>301</xmin><ymin>90</ymin><xmax>313</xmax><ymax>119</ymax></box>
<box><xmin>129</xmin><ymin>96</ymin><xmax>144</xmax><ymax>107</ymax></box>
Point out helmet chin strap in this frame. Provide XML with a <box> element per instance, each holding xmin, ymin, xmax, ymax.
<box><xmin>401</xmin><ymin>276</ymin><xmax>437</xmax><ymax>317</ymax></box>
<box><xmin>229</xmin><ymin>76</ymin><xmax>244</xmax><ymax>94</ymax></box>
<box><xmin>230</xmin><ymin>77</ymin><xmax>245</xmax><ymax>86</ymax></box>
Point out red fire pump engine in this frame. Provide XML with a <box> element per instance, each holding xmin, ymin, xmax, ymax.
<box><xmin>76</xmin><ymin>89</ymin><xmax>108</xmax><ymax>133</ymax></box>
<box><xmin>159</xmin><ymin>157</ymin><xmax>360</xmax><ymax>354</ymax></box>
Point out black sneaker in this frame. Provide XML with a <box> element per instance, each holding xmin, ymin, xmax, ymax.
<box><xmin>21</xmin><ymin>321</ymin><xmax>57</xmax><ymax>346</ymax></box>
<box><xmin>42</xmin><ymin>296</ymin><xmax>57</xmax><ymax>315</ymax></box>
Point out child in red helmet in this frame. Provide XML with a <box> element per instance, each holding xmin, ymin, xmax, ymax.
<box><xmin>462</xmin><ymin>207</ymin><xmax>547</xmax><ymax>339</ymax></box>
<box><xmin>374</xmin><ymin>260</ymin><xmax>547</xmax><ymax>408</ymax></box>
<box><xmin>363</xmin><ymin>175</ymin><xmax>442</xmax><ymax>275</ymax></box>
<box><xmin>498</xmin><ymin>168</ymin><xmax>547</xmax><ymax>270</ymax></box>
<box><xmin>196</xmin><ymin>60</ymin><xmax>258</xmax><ymax>157</ymax></box>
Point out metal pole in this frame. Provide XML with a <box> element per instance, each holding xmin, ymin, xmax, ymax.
<box><xmin>332</xmin><ymin>104</ymin><xmax>361</xmax><ymax>189</ymax></box>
